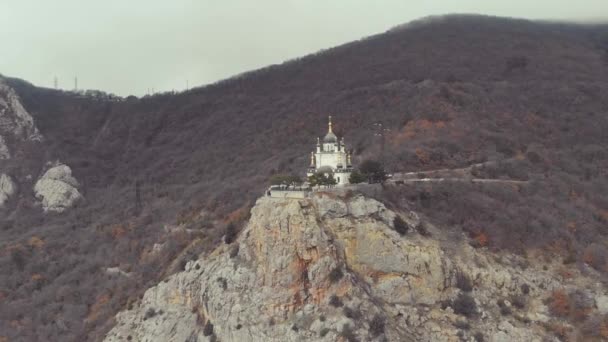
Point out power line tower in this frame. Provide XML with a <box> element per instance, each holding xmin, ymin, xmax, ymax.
<box><xmin>53</xmin><ymin>76</ymin><xmax>58</xmax><ymax>89</ymax></box>
<box><xmin>74</xmin><ymin>77</ymin><xmax>78</xmax><ymax>91</ymax></box>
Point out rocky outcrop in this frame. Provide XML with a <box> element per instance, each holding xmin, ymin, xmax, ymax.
<box><xmin>34</xmin><ymin>163</ymin><xmax>83</xmax><ymax>213</ymax></box>
<box><xmin>0</xmin><ymin>173</ymin><xmax>16</xmax><ymax>207</ymax></box>
<box><xmin>0</xmin><ymin>82</ymin><xmax>42</xmax><ymax>143</ymax></box>
<box><xmin>104</xmin><ymin>192</ymin><xmax>599</xmax><ymax>342</ymax></box>
<box><xmin>0</xmin><ymin>135</ymin><xmax>9</xmax><ymax>159</ymax></box>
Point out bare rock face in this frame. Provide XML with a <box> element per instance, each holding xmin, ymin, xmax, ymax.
<box><xmin>34</xmin><ymin>163</ymin><xmax>83</xmax><ymax>213</ymax></box>
<box><xmin>0</xmin><ymin>173</ymin><xmax>16</xmax><ymax>207</ymax></box>
<box><xmin>0</xmin><ymin>135</ymin><xmax>9</xmax><ymax>159</ymax></box>
<box><xmin>0</xmin><ymin>82</ymin><xmax>42</xmax><ymax>143</ymax></box>
<box><xmin>104</xmin><ymin>193</ymin><xmax>589</xmax><ymax>342</ymax></box>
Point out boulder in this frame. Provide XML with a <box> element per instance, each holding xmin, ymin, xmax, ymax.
<box><xmin>34</xmin><ymin>164</ymin><xmax>83</xmax><ymax>212</ymax></box>
<box><xmin>0</xmin><ymin>135</ymin><xmax>9</xmax><ymax>159</ymax></box>
<box><xmin>0</xmin><ymin>173</ymin><xmax>16</xmax><ymax>207</ymax></box>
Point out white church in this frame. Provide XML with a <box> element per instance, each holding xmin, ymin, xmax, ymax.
<box><xmin>307</xmin><ymin>116</ymin><xmax>353</xmax><ymax>185</ymax></box>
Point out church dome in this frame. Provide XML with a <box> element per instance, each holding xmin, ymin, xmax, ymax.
<box><xmin>323</xmin><ymin>131</ymin><xmax>338</xmax><ymax>143</ymax></box>
<box><xmin>317</xmin><ymin>165</ymin><xmax>333</xmax><ymax>173</ymax></box>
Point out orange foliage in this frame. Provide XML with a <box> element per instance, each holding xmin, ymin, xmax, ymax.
<box><xmin>31</xmin><ymin>273</ymin><xmax>44</xmax><ymax>281</ymax></box>
<box><xmin>598</xmin><ymin>209</ymin><xmax>608</xmax><ymax>222</ymax></box>
<box><xmin>27</xmin><ymin>236</ymin><xmax>45</xmax><ymax>248</ymax></box>
<box><xmin>474</xmin><ymin>232</ymin><xmax>489</xmax><ymax>247</ymax></box>
<box><xmin>582</xmin><ymin>248</ymin><xmax>594</xmax><ymax>265</ymax></box>
<box><xmin>566</xmin><ymin>221</ymin><xmax>577</xmax><ymax>233</ymax></box>
<box><xmin>558</xmin><ymin>267</ymin><xmax>574</xmax><ymax>279</ymax></box>
<box><xmin>545</xmin><ymin>321</ymin><xmax>570</xmax><ymax>339</ymax></box>
<box><xmin>176</xmin><ymin>207</ymin><xmax>202</xmax><ymax>225</ymax></box>
<box><xmin>548</xmin><ymin>290</ymin><xmax>571</xmax><ymax>317</ymax></box>
<box><xmin>86</xmin><ymin>293</ymin><xmax>111</xmax><ymax>323</ymax></box>
<box><xmin>600</xmin><ymin>320</ymin><xmax>608</xmax><ymax>338</ymax></box>
<box><xmin>1</xmin><ymin>243</ymin><xmax>24</xmax><ymax>258</ymax></box>
<box><xmin>546</xmin><ymin>238</ymin><xmax>573</xmax><ymax>257</ymax></box>
<box><xmin>415</xmin><ymin>148</ymin><xmax>431</xmax><ymax>165</ymax></box>
<box><xmin>524</xmin><ymin>113</ymin><xmax>543</xmax><ymax>127</ymax></box>
<box><xmin>391</xmin><ymin>119</ymin><xmax>449</xmax><ymax>144</ymax></box>
<box><xmin>110</xmin><ymin>225</ymin><xmax>127</xmax><ymax>239</ymax></box>
<box><xmin>224</xmin><ymin>202</ymin><xmax>251</xmax><ymax>224</ymax></box>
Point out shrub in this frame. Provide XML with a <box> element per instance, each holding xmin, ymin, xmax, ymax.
<box><xmin>328</xmin><ymin>267</ymin><xmax>344</xmax><ymax>283</ymax></box>
<box><xmin>497</xmin><ymin>299</ymin><xmax>511</xmax><ymax>316</ymax></box>
<box><xmin>453</xmin><ymin>320</ymin><xmax>470</xmax><ymax>330</ymax></box>
<box><xmin>269</xmin><ymin>173</ymin><xmax>302</xmax><ymax>186</ymax></box>
<box><xmin>393</xmin><ymin>216</ymin><xmax>409</xmax><ymax>235</ymax></box>
<box><xmin>455</xmin><ymin>271</ymin><xmax>473</xmax><ymax>292</ymax></box>
<box><xmin>369</xmin><ymin>314</ymin><xmax>385</xmax><ymax>336</ymax></box>
<box><xmin>339</xmin><ymin>325</ymin><xmax>359</xmax><ymax>342</ymax></box>
<box><xmin>329</xmin><ymin>295</ymin><xmax>343</xmax><ymax>307</ymax></box>
<box><xmin>416</xmin><ymin>223</ymin><xmax>431</xmax><ymax>237</ymax></box>
<box><xmin>216</xmin><ymin>277</ymin><xmax>228</xmax><ymax>290</ymax></box>
<box><xmin>224</xmin><ymin>223</ymin><xmax>238</xmax><ymax>244</ymax></box>
<box><xmin>520</xmin><ymin>283</ymin><xmax>530</xmax><ymax>295</ymax></box>
<box><xmin>358</xmin><ymin>159</ymin><xmax>387</xmax><ymax>183</ymax></box>
<box><xmin>343</xmin><ymin>306</ymin><xmax>362</xmax><ymax>320</ymax></box>
<box><xmin>349</xmin><ymin>171</ymin><xmax>366</xmax><ymax>184</ymax></box>
<box><xmin>320</xmin><ymin>328</ymin><xmax>330</xmax><ymax>337</ymax></box>
<box><xmin>547</xmin><ymin>290</ymin><xmax>571</xmax><ymax>317</ymax></box>
<box><xmin>474</xmin><ymin>332</ymin><xmax>485</xmax><ymax>342</ymax></box>
<box><xmin>510</xmin><ymin>294</ymin><xmax>526</xmax><ymax>309</ymax></box>
<box><xmin>203</xmin><ymin>321</ymin><xmax>214</xmax><ymax>336</ymax></box>
<box><xmin>452</xmin><ymin>293</ymin><xmax>477</xmax><ymax>317</ymax></box>
<box><xmin>504</xmin><ymin>56</ymin><xmax>529</xmax><ymax>73</ymax></box>
<box><xmin>143</xmin><ymin>308</ymin><xmax>156</xmax><ymax>320</ymax></box>
<box><xmin>11</xmin><ymin>249</ymin><xmax>27</xmax><ymax>271</ymax></box>
<box><xmin>229</xmin><ymin>244</ymin><xmax>240</xmax><ymax>258</ymax></box>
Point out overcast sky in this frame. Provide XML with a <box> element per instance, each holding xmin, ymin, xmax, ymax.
<box><xmin>1</xmin><ymin>1</ymin><xmax>607</xmax><ymax>96</ymax></box>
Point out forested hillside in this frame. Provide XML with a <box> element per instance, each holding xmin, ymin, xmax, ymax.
<box><xmin>1</xmin><ymin>14</ymin><xmax>608</xmax><ymax>341</ymax></box>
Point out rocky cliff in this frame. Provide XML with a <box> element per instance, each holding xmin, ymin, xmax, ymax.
<box><xmin>0</xmin><ymin>78</ymin><xmax>83</xmax><ymax>213</ymax></box>
<box><xmin>104</xmin><ymin>191</ymin><xmax>606</xmax><ymax>342</ymax></box>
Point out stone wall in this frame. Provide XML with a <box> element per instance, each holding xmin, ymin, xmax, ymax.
<box><xmin>268</xmin><ymin>190</ymin><xmax>309</xmax><ymax>199</ymax></box>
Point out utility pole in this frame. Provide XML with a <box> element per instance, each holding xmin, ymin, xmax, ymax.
<box><xmin>134</xmin><ymin>179</ymin><xmax>142</xmax><ymax>216</ymax></box>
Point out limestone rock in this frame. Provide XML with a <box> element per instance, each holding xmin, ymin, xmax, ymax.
<box><xmin>0</xmin><ymin>135</ymin><xmax>9</xmax><ymax>159</ymax></box>
<box><xmin>104</xmin><ymin>193</ymin><xmax>566</xmax><ymax>342</ymax></box>
<box><xmin>596</xmin><ymin>295</ymin><xmax>608</xmax><ymax>314</ymax></box>
<box><xmin>0</xmin><ymin>173</ymin><xmax>16</xmax><ymax>207</ymax></box>
<box><xmin>0</xmin><ymin>82</ymin><xmax>42</xmax><ymax>142</ymax></box>
<box><xmin>34</xmin><ymin>163</ymin><xmax>83</xmax><ymax>213</ymax></box>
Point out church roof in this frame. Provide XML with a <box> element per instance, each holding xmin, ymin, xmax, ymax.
<box><xmin>323</xmin><ymin>131</ymin><xmax>338</xmax><ymax>142</ymax></box>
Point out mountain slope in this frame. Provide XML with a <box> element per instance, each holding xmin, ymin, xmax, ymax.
<box><xmin>1</xmin><ymin>14</ymin><xmax>608</xmax><ymax>341</ymax></box>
